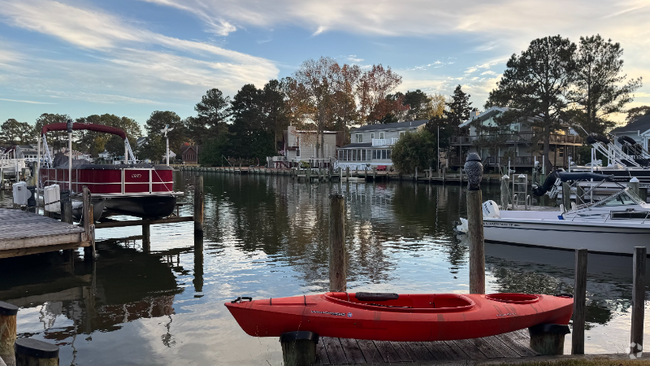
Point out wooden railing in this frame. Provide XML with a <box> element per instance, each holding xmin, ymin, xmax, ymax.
<box><xmin>450</xmin><ymin>133</ymin><xmax>583</xmax><ymax>145</ymax></box>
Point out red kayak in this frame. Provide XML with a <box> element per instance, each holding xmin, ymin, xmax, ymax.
<box><xmin>225</xmin><ymin>292</ymin><xmax>573</xmax><ymax>341</ymax></box>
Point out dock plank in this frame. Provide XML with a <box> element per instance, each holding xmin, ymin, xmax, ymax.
<box><xmin>495</xmin><ymin>332</ymin><xmax>538</xmax><ymax>357</ymax></box>
<box><xmin>404</xmin><ymin>342</ymin><xmax>437</xmax><ymax>362</ymax></box>
<box><xmin>356</xmin><ymin>339</ymin><xmax>385</xmax><ymax>364</ymax></box>
<box><xmin>338</xmin><ymin>338</ymin><xmax>366</xmax><ymax>364</ymax></box>
<box><xmin>322</xmin><ymin>337</ymin><xmax>348</xmax><ymax>365</ymax></box>
<box><xmin>373</xmin><ymin>341</ymin><xmax>402</xmax><ymax>363</ymax></box>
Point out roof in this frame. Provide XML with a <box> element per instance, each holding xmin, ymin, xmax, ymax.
<box><xmin>353</xmin><ymin>120</ymin><xmax>427</xmax><ymax>132</ymax></box>
<box><xmin>339</xmin><ymin>143</ymin><xmax>372</xmax><ymax>149</ymax></box>
<box><xmin>459</xmin><ymin>107</ymin><xmax>509</xmax><ymax>128</ymax></box>
<box><xmin>610</xmin><ymin>113</ymin><xmax>650</xmax><ymax>135</ymax></box>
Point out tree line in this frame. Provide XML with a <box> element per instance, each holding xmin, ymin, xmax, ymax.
<box><xmin>392</xmin><ymin>34</ymin><xmax>646</xmax><ymax>174</ymax></box>
<box><xmin>2</xmin><ymin>56</ymin><xmax>448</xmax><ymax>164</ymax></box>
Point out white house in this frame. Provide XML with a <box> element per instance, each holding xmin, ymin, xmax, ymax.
<box><xmin>610</xmin><ymin>113</ymin><xmax>650</xmax><ymax>151</ymax></box>
<box><xmin>337</xmin><ymin>120</ymin><xmax>428</xmax><ymax>170</ymax></box>
<box><xmin>281</xmin><ymin>126</ymin><xmax>340</xmax><ymax>167</ymax></box>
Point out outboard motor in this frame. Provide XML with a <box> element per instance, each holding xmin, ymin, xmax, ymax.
<box><xmin>482</xmin><ymin>200</ymin><xmax>501</xmax><ymax>218</ymax></box>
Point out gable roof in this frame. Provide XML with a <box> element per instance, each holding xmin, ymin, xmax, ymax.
<box><xmin>353</xmin><ymin>120</ymin><xmax>427</xmax><ymax>132</ymax></box>
<box><xmin>610</xmin><ymin>113</ymin><xmax>650</xmax><ymax>135</ymax></box>
<box><xmin>459</xmin><ymin>107</ymin><xmax>509</xmax><ymax>128</ymax></box>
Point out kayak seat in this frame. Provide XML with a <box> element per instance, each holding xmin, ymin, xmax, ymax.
<box><xmin>355</xmin><ymin>292</ymin><xmax>399</xmax><ymax>301</ymax></box>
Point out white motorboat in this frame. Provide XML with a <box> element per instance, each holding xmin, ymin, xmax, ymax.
<box><xmin>458</xmin><ymin>186</ymin><xmax>650</xmax><ymax>255</ymax></box>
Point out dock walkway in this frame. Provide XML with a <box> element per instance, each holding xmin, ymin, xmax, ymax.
<box><xmin>316</xmin><ymin>329</ymin><xmax>537</xmax><ymax>365</ymax></box>
<box><xmin>0</xmin><ymin>208</ymin><xmax>88</xmax><ymax>259</ymax></box>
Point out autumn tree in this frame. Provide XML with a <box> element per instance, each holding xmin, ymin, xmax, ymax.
<box><xmin>570</xmin><ymin>35</ymin><xmax>642</xmax><ymax>134</ymax></box>
<box><xmin>402</xmin><ymin>90</ymin><xmax>445</xmax><ymax>121</ymax></box>
<box><xmin>487</xmin><ymin>35</ymin><xmax>576</xmax><ymax>171</ymax></box>
<box><xmin>1</xmin><ymin>119</ymin><xmax>34</xmax><ymax>145</ymax></box>
<box><xmin>358</xmin><ymin>64</ymin><xmax>403</xmax><ymax>124</ymax></box>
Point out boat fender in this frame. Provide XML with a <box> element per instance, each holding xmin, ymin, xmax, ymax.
<box><xmin>231</xmin><ymin>296</ymin><xmax>252</xmax><ymax>303</ymax></box>
<box><xmin>355</xmin><ymin>292</ymin><xmax>399</xmax><ymax>301</ymax></box>
<box><xmin>482</xmin><ymin>200</ymin><xmax>501</xmax><ymax>219</ymax></box>
<box><xmin>558</xmin><ymin>215</ymin><xmax>564</xmax><ymax>220</ymax></box>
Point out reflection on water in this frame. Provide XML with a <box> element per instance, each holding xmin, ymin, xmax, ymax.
<box><xmin>0</xmin><ymin>172</ymin><xmax>648</xmax><ymax>364</ymax></box>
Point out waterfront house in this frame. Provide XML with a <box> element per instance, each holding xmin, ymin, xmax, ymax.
<box><xmin>451</xmin><ymin>107</ymin><xmax>582</xmax><ymax>170</ymax></box>
<box><xmin>181</xmin><ymin>143</ymin><xmax>200</xmax><ymax>165</ymax></box>
<box><xmin>337</xmin><ymin>120</ymin><xmax>428</xmax><ymax>170</ymax></box>
<box><xmin>610</xmin><ymin>113</ymin><xmax>650</xmax><ymax>151</ymax></box>
<box><xmin>280</xmin><ymin>126</ymin><xmax>341</xmax><ymax>167</ymax></box>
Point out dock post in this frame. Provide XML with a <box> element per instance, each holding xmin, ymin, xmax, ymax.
<box><xmin>414</xmin><ymin>167</ymin><xmax>417</xmax><ymax>182</ymax></box>
<box><xmin>639</xmin><ymin>187</ymin><xmax>648</xmax><ymax>202</ymax></box>
<box><xmin>500</xmin><ymin>175</ymin><xmax>509</xmax><ymax>209</ymax></box>
<box><xmin>572</xmin><ymin>248</ymin><xmax>588</xmax><ymax>355</ymax></box>
<box><xmin>529</xmin><ymin>323</ymin><xmax>570</xmax><ymax>355</ymax></box>
<box><xmin>373</xmin><ymin>167</ymin><xmax>376</xmax><ymax>181</ymax></box>
<box><xmin>194</xmin><ymin>175</ymin><xmax>204</xmax><ymax>234</ymax></box>
<box><xmin>142</xmin><ymin>223</ymin><xmax>151</xmax><ymax>253</ymax></box>
<box><xmin>82</xmin><ymin>187</ymin><xmax>96</xmax><ymax>262</ymax></box>
<box><xmin>465</xmin><ymin>153</ymin><xmax>485</xmax><ymax>294</ymax></box>
<box><xmin>280</xmin><ymin>331</ymin><xmax>319</xmax><ymax>366</ymax></box>
<box><xmin>61</xmin><ymin>191</ymin><xmax>72</xmax><ymax>224</ymax></box>
<box><xmin>562</xmin><ymin>182</ymin><xmax>571</xmax><ymax>212</ymax></box>
<box><xmin>630</xmin><ymin>246</ymin><xmax>646</xmax><ymax>358</ymax></box>
<box><xmin>329</xmin><ymin>194</ymin><xmax>346</xmax><ymax>292</ymax></box>
<box><xmin>0</xmin><ymin>301</ymin><xmax>18</xmax><ymax>366</ymax></box>
<box><xmin>346</xmin><ymin>167</ymin><xmax>350</xmax><ymax>179</ymax></box>
<box><xmin>14</xmin><ymin>338</ymin><xmax>58</xmax><ymax>366</ymax></box>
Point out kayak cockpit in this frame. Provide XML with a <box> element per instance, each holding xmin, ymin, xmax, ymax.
<box><xmin>324</xmin><ymin>292</ymin><xmax>475</xmax><ymax>313</ymax></box>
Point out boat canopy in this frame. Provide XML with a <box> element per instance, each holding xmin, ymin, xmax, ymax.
<box><xmin>557</xmin><ymin>172</ymin><xmax>614</xmax><ymax>182</ymax></box>
<box><xmin>41</xmin><ymin>122</ymin><xmax>127</xmax><ymax>140</ymax></box>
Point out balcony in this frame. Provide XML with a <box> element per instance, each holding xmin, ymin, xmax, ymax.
<box><xmin>450</xmin><ymin>133</ymin><xmax>583</xmax><ymax>146</ymax></box>
<box><xmin>372</xmin><ymin>138</ymin><xmax>399</xmax><ymax>147</ymax></box>
<box><xmin>449</xmin><ymin>155</ymin><xmax>542</xmax><ymax>167</ymax></box>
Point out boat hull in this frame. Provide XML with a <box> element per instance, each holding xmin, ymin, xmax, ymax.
<box><xmin>225</xmin><ymin>292</ymin><xmax>573</xmax><ymax>341</ymax></box>
<box><xmin>483</xmin><ymin>218</ymin><xmax>650</xmax><ymax>255</ymax></box>
<box><xmin>104</xmin><ymin>195</ymin><xmax>177</xmax><ymax>218</ymax></box>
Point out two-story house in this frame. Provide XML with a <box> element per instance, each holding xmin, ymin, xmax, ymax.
<box><xmin>280</xmin><ymin>126</ymin><xmax>342</xmax><ymax>167</ymax></box>
<box><xmin>337</xmin><ymin>120</ymin><xmax>428</xmax><ymax>170</ymax></box>
<box><xmin>451</xmin><ymin>107</ymin><xmax>583</xmax><ymax>170</ymax></box>
<box><xmin>610</xmin><ymin>112</ymin><xmax>650</xmax><ymax>152</ymax></box>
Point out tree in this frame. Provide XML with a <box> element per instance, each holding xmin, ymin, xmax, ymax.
<box><xmin>35</xmin><ymin>113</ymin><xmax>71</xmax><ymax>151</ymax></box>
<box><xmin>570</xmin><ymin>35</ymin><xmax>642</xmax><ymax>134</ymax></box>
<box><xmin>488</xmin><ymin>35</ymin><xmax>576</xmax><ymax>171</ymax></box>
<box><xmin>1</xmin><ymin>119</ymin><xmax>33</xmax><ymax>145</ymax></box>
<box><xmin>391</xmin><ymin>130</ymin><xmax>436</xmax><ymax>174</ymax></box>
<box><xmin>189</xmin><ymin>88</ymin><xmax>230</xmax><ymax>143</ymax></box>
<box><xmin>229</xmin><ymin>84</ymin><xmax>275</xmax><ymax>160</ymax></box>
<box><xmin>402</xmin><ymin>90</ymin><xmax>444</xmax><ymax>121</ymax></box>
<box><xmin>358</xmin><ymin>64</ymin><xmax>403</xmax><ymax>124</ymax></box>
<box><xmin>145</xmin><ymin>111</ymin><xmax>185</xmax><ymax>160</ymax></box>
<box><xmin>261</xmin><ymin>80</ymin><xmax>292</xmax><ymax>151</ymax></box>
<box><xmin>625</xmin><ymin>106</ymin><xmax>650</xmax><ymax>124</ymax></box>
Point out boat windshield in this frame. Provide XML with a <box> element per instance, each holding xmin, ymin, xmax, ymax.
<box><xmin>594</xmin><ymin>189</ymin><xmax>644</xmax><ymax>208</ymax></box>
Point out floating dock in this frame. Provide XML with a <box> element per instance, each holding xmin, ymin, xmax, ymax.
<box><xmin>0</xmin><ymin>208</ymin><xmax>89</xmax><ymax>259</ymax></box>
<box><xmin>316</xmin><ymin>329</ymin><xmax>537</xmax><ymax>365</ymax></box>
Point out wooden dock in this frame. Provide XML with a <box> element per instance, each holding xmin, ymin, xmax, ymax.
<box><xmin>315</xmin><ymin>329</ymin><xmax>538</xmax><ymax>365</ymax></box>
<box><xmin>0</xmin><ymin>208</ymin><xmax>89</xmax><ymax>259</ymax></box>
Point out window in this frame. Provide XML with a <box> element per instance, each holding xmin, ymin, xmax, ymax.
<box><xmin>362</xmin><ymin>150</ymin><xmax>366</xmax><ymax>161</ymax></box>
<box><xmin>387</xmin><ymin>150</ymin><xmax>392</xmax><ymax>159</ymax></box>
<box><xmin>379</xmin><ymin>132</ymin><xmax>385</xmax><ymax>139</ymax></box>
<box><xmin>371</xmin><ymin>132</ymin><xmax>375</xmax><ymax>139</ymax></box>
<box><xmin>356</xmin><ymin>134</ymin><xmax>363</xmax><ymax>143</ymax></box>
<box><xmin>372</xmin><ymin>150</ymin><xmax>377</xmax><ymax>159</ymax></box>
<box><xmin>382</xmin><ymin>150</ymin><xmax>387</xmax><ymax>159</ymax></box>
<box><xmin>296</xmin><ymin>148</ymin><xmax>300</xmax><ymax>157</ymax></box>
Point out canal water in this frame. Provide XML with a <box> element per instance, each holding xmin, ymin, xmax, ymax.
<box><xmin>0</xmin><ymin>172</ymin><xmax>648</xmax><ymax>365</ymax></box>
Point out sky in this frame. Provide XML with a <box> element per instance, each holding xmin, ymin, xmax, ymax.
<box><xmin>0</xmin><ymin>0</ymin><xmax>649</xmax><ymax>132</ymax></box>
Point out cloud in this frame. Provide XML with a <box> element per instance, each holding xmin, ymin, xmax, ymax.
<box><xmin>0</xmin><ymin>98</ymin><xmax>56</xmax><ymax>105</ymax></box>
<box><xmin>0</xmin><ymin>0</ymin><xmax>279</xmax><ymax>111</ymax></box>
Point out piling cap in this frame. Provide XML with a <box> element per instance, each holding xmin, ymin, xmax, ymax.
<box><xmin>15</xmin><ymin>338</ymin><xmax>59</xmax><ymax>359</ymax></box>
<box><xmin>0</xmin><ymin>301</ymin><xmax>18</xmax><ymax>316</ymax></box>
<box><xmin>464</xmin><ymin>153</ymin><xmax>483</xmax><ymax>191</ymax></box>
<box><xmin>630</xmin><ymin>177</ymin><xmax>639</xmax><ymax>183</ymax></box>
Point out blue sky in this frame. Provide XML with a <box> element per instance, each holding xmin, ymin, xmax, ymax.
<box><xmin>0</xmin><ymin>0</ymin><xmax>648</xmax><ymax>132</ymax></box>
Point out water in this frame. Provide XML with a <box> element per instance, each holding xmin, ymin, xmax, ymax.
<box><xmin>0</xmin><ymin>172</ymin><xmax>648</xmax><ymax>365</ymax></box>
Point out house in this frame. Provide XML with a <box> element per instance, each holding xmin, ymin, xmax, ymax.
<box><xmin>610</xmin><ymin>113</ymin><xmax>650</xmax><ymax>151</ymax></box>
<box><xmin>15</xmin><ymin>145</ymin><xmax>40</xmax><ymax>161</ymax></box>
<box><xmin>336</xmin><ymin>120</ymin><xmax>428</xmax><ymax>170</ymax></box>
<box><xmin>452</xmin><ymin>107</ymin><xmax>582</xmax><ymax>170</ymax></box>
<box><xmin>282</xmin><ymin>126</ymin><xmax>341</xmax><ymax>167</ymax></box>
<box><xmin>181</xmin><ymin>144</ymin><xmax>200</xmax><ymax>165</ymax></box>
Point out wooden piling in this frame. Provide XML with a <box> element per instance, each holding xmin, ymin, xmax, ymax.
<box><xmin>529</xmin><ymin>323</ymin><xmax>570</xmax><ymax>355</ymax></box>
<box><xmin>562</xmin><ymin>182</ymin><xmax>571</xmax><ymax>212</ymax></box>
<box><xmin>467</xmin><ymin>189</ymin><xmax>485</xmax><ymax>294</ymax></box>
<box><xmin>0</xmin><ymin>301</ymin><xmax>18</xmax><ymax>366</ymax></box>
<box><xmin>60</xmin><ymin>192</ymin><xmax>72</xmax><ymax>224</ymax></box>
<box><xmin>82</xmin><ymin>186</ymin><xmax>96</xmax><ymax>262</ymax></box>
<box><xmin>630</xmin><ymin>246</ymin><xmax>646</xmax><ymax>357</ymax></box>
<box><xmin>572</xmin><ymin>248</ymin><xmax>588</xmax><ymax>355</ymax></box>
<box><xmin>280</xmin><ymin>331</ymin><xmax>319</xmax><ymax>366</ymax></box>
<box><xmin>142</xmin><ymin>223</ymin><xmax>151</xmax><ymax>253</ymax></box>
<box><xmin>14</xmin><ymin>338</ymin><xmax>58</xmax><ymax>366</ymax></box>
<box><xmin>629</xmin><ymin>178</ymin><xmax>640</xmax><ymax>197</ymax></box>
<box><xmin>500</xmin><ymin>176</ymin><xmax>509</xmax><ymax>209</ymax></box>
<box><xmin>194</xmin><ymin>175</ymin><xmax>204</xmax><ymax>234</ymax></box>
<box><xmin>329</xmin><ymin>194</ymin><xmax>346</xmax><ymax>292</ymax></box>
